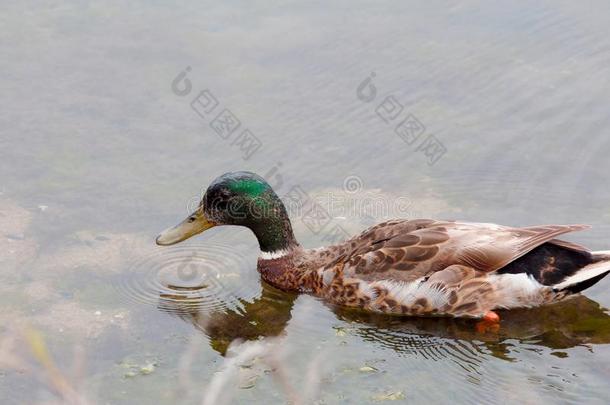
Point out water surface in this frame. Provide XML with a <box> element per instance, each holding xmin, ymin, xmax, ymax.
<box><xmin>2</xmin><ymin>1</ymin><xmax>610</xmax><ymax>403</ymax></box>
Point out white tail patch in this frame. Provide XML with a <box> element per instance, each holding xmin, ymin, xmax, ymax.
<box><xmin>593</xmin><ymin>250</ymin><xmax>610</xmax><ymax>257</ymax></box>
<box><xmin>553</xmin><ymin>257</ymin><xmax>610</xmax><ymax>290</ymax></box>
<box><xmin>487</xmin><ymin>273</ymin><xmax>546</xmax><ymax>309</ymax></box>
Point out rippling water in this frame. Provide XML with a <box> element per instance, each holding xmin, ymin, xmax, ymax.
<box><xmin>2</xmin><ymin>1</ymin><xmax>610</xmax><ymax>404</ymax></box>
<box><xmin>114</xmin><ymin>243</ymin><xmax>259</xmax><ymax>314</ymax></box>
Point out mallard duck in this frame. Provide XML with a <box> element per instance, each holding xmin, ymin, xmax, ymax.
<box><xmin>156</xmin><ymin>171</ymin><xmax>610</xmax><ymax>322</ymax></box>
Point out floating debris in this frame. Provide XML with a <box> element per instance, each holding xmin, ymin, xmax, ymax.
<box><xmin>139</xmin><ymin>362</ymin><xmax>156</xmax><ymax>375</ymax></box>
<box><xmin>358</xmin><ymin>365</ymin><xmax>379</xmax><ymax>373</ymax></box>
<box><xmin>119</xmin><ymin>358</ymin><xmax>159</xmax><ymax>378</ymax></box>
<box><xmin>371</xmin><ymin>391</ymin><xmax>405</xmax><ymax>401</ymax></box>
<box><xmin>340</xmin><ymin>362</ymin><xmax>380</xmax><ymax>375</ymax></box>
<box><xmin>333</xmin><ymin>326</ymin><xmax>348</xmax><ymax>337</ymax></box>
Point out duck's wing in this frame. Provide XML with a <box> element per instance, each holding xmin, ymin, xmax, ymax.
<box><xmin>336</xmin><ymin>220</ymin><xmax>590</xmax><ymax>283</ymax></box>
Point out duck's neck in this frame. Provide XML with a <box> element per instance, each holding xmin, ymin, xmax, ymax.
<box><xmin>248</xmin><ymin>194</ymin><xmax>299</xmax><ymax>255</ymax></box>
<box><xmin>251</xmin><ymin>197</ymin><xmax>303</xmax><ymax>290</ymax></box>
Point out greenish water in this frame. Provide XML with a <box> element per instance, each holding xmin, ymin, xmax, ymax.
<box><xmin>2</xmin><ymin>1</ymin><xmax>610</xmax><ymax>403</ymax></box>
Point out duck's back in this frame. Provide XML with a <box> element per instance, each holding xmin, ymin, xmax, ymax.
<box><xmin>304</xmin><ymin>219</ymin><xmax>610</xmax><ymax>318</ymax></box>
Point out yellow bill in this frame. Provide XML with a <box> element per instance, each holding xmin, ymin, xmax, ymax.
<box><xmin>156</xmin><ymin>209</ymin><xmax>215</xmax><ymax>246</ymax></box>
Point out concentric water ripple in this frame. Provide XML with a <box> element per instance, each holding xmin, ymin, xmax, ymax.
<box><xmin>114</xmin><ymin>243</ymin><xmax>260</xmax><ymax>315</ymax></box>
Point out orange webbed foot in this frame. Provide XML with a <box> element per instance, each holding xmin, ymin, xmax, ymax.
<box><xmin>483</xmin><ymin>311</ymin><xmax>500</xmax><ymax>323</ymax></box>
<box><xmin>475</xmin><ymin>311</ymin><xmax>500</xmax><ymax>333</ymax></box>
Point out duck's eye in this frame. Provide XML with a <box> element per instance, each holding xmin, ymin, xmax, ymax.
<box><xmin>188</xmin><ymin>217</ymin><xmax>196</xmax><ymax>223</ymax></box>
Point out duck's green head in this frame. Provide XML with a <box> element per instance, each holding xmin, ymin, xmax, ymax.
<box><xmin>156</xmin><ymin>171</ymin><xmax>298</xmax><ymax>252</ymax></box>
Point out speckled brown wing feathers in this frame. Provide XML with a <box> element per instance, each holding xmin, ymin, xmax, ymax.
<box><xmin>335</xmin><ymin>219</ymin><xmax>589</xmax><ymax>282</ymax></box>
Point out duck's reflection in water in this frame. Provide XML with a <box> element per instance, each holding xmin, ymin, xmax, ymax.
<box><xmin>332</xmin><ymin>297</ymin><xmax>610</xmax><ymax>361</ymax></box>
<box><xmin>158</xmin><ymin>283</ymin><xmax>610</xmax><ymax>359</ymax></box>
<box><xmin>159</xmin><ymin>283</ymin><xmax>297</xmax><ymax>354</ymax></box>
